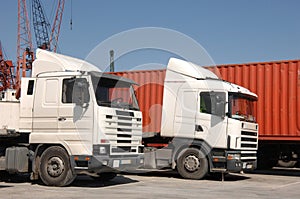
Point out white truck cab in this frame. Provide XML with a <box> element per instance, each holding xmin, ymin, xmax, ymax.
<box><xmin>0</xmin><ymin>49</ymin><xmax>144</xmax><ymax>186</ymax></box>
<box><xmin>112</xmin><ymin>58</ymin><xmax>258</xmax><ymax>179</ymax></box>
<box><xmin>161</xmin><ymin>58</ymin><xmax>258</xmax><ymax>177</ymax></box>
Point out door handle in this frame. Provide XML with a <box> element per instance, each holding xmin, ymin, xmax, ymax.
<box><xmin>58</xmin><ymin>117</ymin><xmax>66</xmax><ymax>121</ymax></box>
<box><xmin>195</xmin><ymin>125</ymin><xmax>203</xmax><ymax>132</ymax></box>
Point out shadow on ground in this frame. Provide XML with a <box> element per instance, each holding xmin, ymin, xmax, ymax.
<box><xmin>123</xmin><ymin>169</ymin><xmax>250</xmax><ymax>182</ymax></box>
<box><xmin>70</xmin><ymin>175</ymin><xmax>138</xmax><ymax>188</ymax></box>
<box><xmin>248</xmin><ymin>167</ymin><xmax>300</xmax><ymax>177</ymax></box>
<box><xmin>0</xmin><ymin>172</ymin><xmax>29</xmax><ymax>184</ymax></box>
<box><xmin>0</xmin><ymin>171</ymin><xmax>138</xmax><ymax>188</ymax></box>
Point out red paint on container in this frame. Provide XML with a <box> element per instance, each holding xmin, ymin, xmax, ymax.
<box><xmin>110</xmin><ymin>69</ymin><xmax>166</xmax><ymax>133</ymax></box>
<box><xmin>111</xmin><ymin>59</ymin><xmax>300</xmax><ymax>141</ymax></box>
<box><xmin>215</xmin><ymin>60</ymin><xmax>300</xmax><ymax>141</ymax></box>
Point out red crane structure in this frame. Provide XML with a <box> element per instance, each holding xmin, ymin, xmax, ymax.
<box><xmin>16</xmin><ymin>0</ymin><xmax>33</xmax><ymax>90</ymax></box>
<box><xmin>0</xmin><ymin>41</ymin><xmax>14</xmax><ymax>91</ymax></box>
<box><xmin>14</xmin><ymin>0</ymin><xmax>65</xmax><ymax>93</ymax></box>
<box><xmin>49</xmin><ymin>0</ymin><xmax>65</xmax><ymax>52</ymax></box>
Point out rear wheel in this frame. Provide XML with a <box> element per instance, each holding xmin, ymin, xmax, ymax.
<box><xmin>278</xmin><ymin>152</ymin><xmax>298</xmax><ymax>168</ymax></box>
<box><xmin>176</xmin><ymin>148</ymin><xmax>208</xmax><ymax>180</ymax></box>
<box><xmin>39</xmin><ymin>146</ymin><xmax>76</xmax><ymax>186</ymax></box>
<box><xmin>278</xmin><ymin>160</ymin><xmax>297</xmax><ymax>168</ymax></box>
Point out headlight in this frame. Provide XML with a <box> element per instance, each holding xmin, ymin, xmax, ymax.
<box><xmin>227</xmin><ymin>154</ymin><xmax>241</xmax><ymax>160</ymax></box>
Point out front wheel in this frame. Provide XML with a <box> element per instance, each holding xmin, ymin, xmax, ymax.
<box><xmin>39</xmin><ymin>146</ymin><xmax>76</xmax><ymax>186</ymax></box>
<box><xmin>176</xmin><ymin>148</ymin><xmax>208</xmax><ymax>180</ymax></box>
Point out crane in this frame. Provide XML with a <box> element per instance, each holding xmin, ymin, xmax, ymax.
<box><xmin>15</xmin><ymin>0</ymin><xmax>65</xmax><ymax>94</ymax></box>
<box><xmin>31</xmin><ymin>0</ymin><xmax>65</xmax><ymax>52</ymax></box>
<box><xmin>49</xmin><ymin>0</ymin><xmax>65</xmax><ymax>52</ymax></box>
<box><xmin>32</xmin><ymin>0</ymin><xmax>50</xmax><ymax>49</ymax></box>
<box><xmin>16</xmin><ymin>0</ymin><xmax>33</xmax><ymax>90</ymax></box>
<box><xmin>0</xmin><ymin>41</ymin><xmax>14</xmax><ymax>91</ymax></box>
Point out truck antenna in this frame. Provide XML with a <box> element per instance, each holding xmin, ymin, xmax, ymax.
<box><xmin>110</xmin><ymin>50</ymin><xmax>114</xmax><ymax>72</ymax></box>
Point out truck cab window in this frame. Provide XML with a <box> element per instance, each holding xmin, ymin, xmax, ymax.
<box><xmin>27</xmin><ymin>80</ymin><xmax>34</xmax><ymax>95</ymax></box>
<box><xmin>200</xmin><ymin>92</ymin><xmax>211</xmax><ymax>114</ymax></box>
<box><xmin>62</xmin><ymin>78</ymin><xmax>75</xmax><ymax>103</ymax></box>
<box><xmin>228</xmin><ymin>93</ymin><xmax>256</xmax><ymax>122</ymax></box>
<box><xmin>91</xmin><ymin>75</ymin><xmax>139</xmax><ymax>110</ymax></box>
<box><xmin>200</xmin><ymin>92</ymin><xmax>226</xmax><ymax>117</ymax></box>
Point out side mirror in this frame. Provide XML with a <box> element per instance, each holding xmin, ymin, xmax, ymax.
<box><xmin>215</xmin><ymin>100</ymin><xmax>226</xmax><ymax>118</ymax></box>
<box><xmin>73</xmin><ymin>79</ymin><xmax>90</xmax><ymax>107</ymax></box>
<box><xmin>212</xmin><ymin>92</ymin><xmax>226</xmax><ymax>118</ymax></box>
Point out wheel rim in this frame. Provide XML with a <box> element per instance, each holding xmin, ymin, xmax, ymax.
<box><xmin>47</xmin><ymin>157</ymin><xmax>65</xmax><ymax>177</ymax></box>
<box><xmin>184</xmin><ymin>155</ymin><xmax>200</xmax><ymax>172</ymax></box>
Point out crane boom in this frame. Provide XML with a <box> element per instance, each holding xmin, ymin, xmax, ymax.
<box><xmin>16</xmin><ymin>0</ymin><xmax>33</xmax><ymax>89</ymax></box>
<box><xmin>32</xmin><ymin>0</ymin><xmax>50</xmax><ymax>49</ymax></box>
<box><xmin>50</xmin><ymin>0</ymin><xmax>65</xmax><ymax>52</ymax></box>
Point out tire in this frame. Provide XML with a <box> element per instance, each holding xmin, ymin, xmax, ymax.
<box><xmin>92</xmin><ymin>172</ymin><xmax>117</xmax><ymax>181</ymax></box>
<box><xmin>176</xmin><ymin>148</ymin><xmax>208</xmax><ymax>180</ymax></box>
<box><xmin>278</xmin><ymin>152</ymin><xmax>298</xmax><ymax>168</ymax></box>
<box><xmin>39</xmin><ymin>146</ymin><xmax>76</xmax><ymax>186</ymax></box>
<box><xmin>278</xmin><ymin>160</ymin><xmax>297</xmax><ymax>168</ymax></box>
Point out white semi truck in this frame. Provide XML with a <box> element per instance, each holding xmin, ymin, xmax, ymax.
<box><xmin>111</xmin><ymin>58</ymin><xmax>259</xmax><ymax>179</ymax></box>
<box><xmin>0</xmin><ymin>49</ymin><xmax>144</xmax><ymax>186</ymax></box>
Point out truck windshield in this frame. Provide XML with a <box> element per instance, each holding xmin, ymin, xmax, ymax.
<box><xmin>229</xmin><ymin>93</ymin><xmax>256</xmax><ymax>122</ymax></box>
<box><xmin>91</xmin><ymin>76</ymin><xmax>139</xmax><ymax>110</ymax></box>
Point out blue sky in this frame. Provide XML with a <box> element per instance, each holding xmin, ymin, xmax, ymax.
<box><xmin>1</xmin><ymin>0</ymin><xmax>300</xmax><ymax>71</ymax></box>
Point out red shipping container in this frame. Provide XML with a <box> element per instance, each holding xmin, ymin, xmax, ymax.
<box><xmin>111</xmin><ymin>70</ymin><xmax>166</xmax><ymax>134</ymax></box>
<box><xmin>215</xmin><ymin>60</ymin><xmax>300</xmax><ymax>141</ymax></box>
<box><xmin>112</xmin><ymin>59</ymin><xmax>300</xmax><ymax>141</ymax></box>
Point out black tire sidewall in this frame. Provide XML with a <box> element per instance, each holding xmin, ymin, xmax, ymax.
<box><xmin>177</xmin><ymin>148</ymin><xmax>208</xmax><ymax>180</ymax></box>
<box><xmin>39</xmin><ymin>146</ymin><xmax>75</xmax><ymax>186</ymax></box>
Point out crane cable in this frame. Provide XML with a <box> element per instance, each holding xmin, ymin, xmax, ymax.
<box><xmin>70</xmin><ymin>0</ymin><xmax>73</xmax><ymax>30</ymax></box>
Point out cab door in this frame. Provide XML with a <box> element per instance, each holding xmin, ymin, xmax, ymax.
<box><xmin>32</xmin><ymin>78</ymin><xmax>59</xmax><ymax>133</ymax></box>
<box><xmin>58</xmin><ymin>77</ymin><xmax>94</xmax><ymax>154</ymax></box>
<box><xmin>195</xmin><ymin>91</ymin><xmax>228</xmax><ymax>148</ymax></box>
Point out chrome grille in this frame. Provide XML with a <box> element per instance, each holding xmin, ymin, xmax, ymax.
<box><xmin>240</xmin><ymin>122</ymin><xmax>258</xmax><ymax>162</ymax></box>
<box><xmin>103</xmin><ymin>109</ymin><xmax>142</xmax><ymax>155</ymax></box>
<box><xmin>241</xmin><ymin>130</ymin><xmax>258</xmax><ymax>150</ymax></box>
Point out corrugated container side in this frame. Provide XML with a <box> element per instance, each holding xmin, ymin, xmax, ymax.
<box><xmin>110</xmin><ymin>70</ymin><xmax>166</xmax><ymax>133</ymax></box>
<box><xmin>216</xmin><ymin>60</ymin><xmax>300</xmax><ymax>140</ymax></box>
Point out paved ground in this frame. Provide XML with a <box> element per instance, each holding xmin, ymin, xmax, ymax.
<box><xmin>1</xmin><ymin>168</ymin><xmax>300</xmax><ymax>199</ymax></box>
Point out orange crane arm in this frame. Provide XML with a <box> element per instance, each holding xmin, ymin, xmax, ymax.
<box><xmin>49</xmin><ymin>0</ymin><xmax>65</xmax><ymax>52</ymax></box>
<box><xmin>16</xmin><ymin>0</ymin><xmax>33</xmax><ymax>90</ymax></box>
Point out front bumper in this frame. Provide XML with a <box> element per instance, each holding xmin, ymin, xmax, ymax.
<box><xmin>211</xmin><ymin>151</ymin><xmax>256</xmax><ymax>173</ymax></box>
<box><xmin>88</xmin><ymin>153</ymin><xmax>144</xmax><ymax>173</ymax></box>
<box><xmin>71</xmin><ymin>145</ymin><xmax>144</xmax><ymax>174</ymax></box>
<box><xmin>226</xmin><ymin>152</ymin><xmax>257</xmax><ymax>172</ymax></box>
<box><xmin>242</xmin><ymin>160</ymin><xmax>257</xmax><ymax>171</ymax></box>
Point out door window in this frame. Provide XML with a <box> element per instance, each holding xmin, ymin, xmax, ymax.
<box><xmin>200</xmin><ymin>92</ymin><xmax>226</xmax><ymax>117</ymax></box>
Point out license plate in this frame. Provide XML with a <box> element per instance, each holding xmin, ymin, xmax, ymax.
<box><xmin>121</xmin><ymin>159</ymin><xmax>131</xmax><ymax>165</ymax></box>
<box><xmin>246</xmin><ymin>164</ymin><xmax>253</xmax><ymax>169</ymax></box>
<box><xmin>113</xmin><ymin>160</ymin><xmax>120</xmax><ymax>168</ymax></box>
<box><xmin>243</xmin><ymin>163</ymin><xmax>253</xmax><ymax>169</ymax></box>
